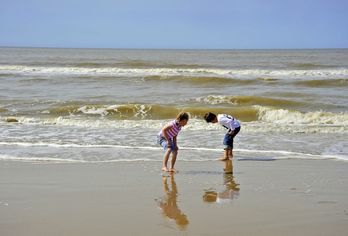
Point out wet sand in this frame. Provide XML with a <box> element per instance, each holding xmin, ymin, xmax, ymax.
<box><xmin>1</xmin><ymin>158</ymin><xmax>348</xmax><ymax>236</ymax></box>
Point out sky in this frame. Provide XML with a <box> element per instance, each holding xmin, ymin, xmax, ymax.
<box><xmin>1</xmin><ymin>0</ymin><xmax>347</xmax><ymax>49</ymax></box>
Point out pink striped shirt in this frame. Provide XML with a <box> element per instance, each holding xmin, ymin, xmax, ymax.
<box><xmin>158</xmin><ymin>120</ymin><xmax>182</xmax><ymax>139</ymax></box>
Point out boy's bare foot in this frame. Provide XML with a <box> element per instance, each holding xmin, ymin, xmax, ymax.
<box><xmin>219</xmin><ymin>156</ymin><xmax>230</xmax><ymax>161</ymax></box>
<box><xmin>169</xmin><ymin>168</ymin><xmax>177</xmax><ymax>173</ymax></box>
<box><xmin>162</xmin><ymin>167</ymin><xmax>169</xmax><ymax>172</ymax></box>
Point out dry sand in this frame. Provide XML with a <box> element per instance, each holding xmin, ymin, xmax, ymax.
<box><xmin>1</xmin><ymin>158</ymin><xmax>348</xmax><ymax>236</ymax></box>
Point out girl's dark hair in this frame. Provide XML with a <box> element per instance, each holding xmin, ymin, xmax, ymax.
<box><xmin>176</xmin><ymin>112</ymin><xmax>189</xmax><ymax>121</ymax></box>
<box><xmin>204</xmin><ymin>112</ymin><xmax>216</xmax><ymax>123</ymax></box>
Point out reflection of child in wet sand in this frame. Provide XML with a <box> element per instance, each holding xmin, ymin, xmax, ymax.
<box><xmin>204</xmin><ymin>112</ymin><xmax>241</xmax><ymax>160</ymax></box>
<box><xmin>157</xmin><ymin>174</ymin><xmax>189</xmax><ymax>230</ymax></box>
<box><xmin>203</xmin><ymin>160</ymin><xmax>240</xmax><ymax>203</ymax></box>
<box><xmin>223</xmin><ymin>158</ymin><xmax>233</xmax><ymax>174</ymax></box>
<box><xmin>157</xmin><ymin>112</ymin><xmax>189</xmax><ymax>172</ymax></box>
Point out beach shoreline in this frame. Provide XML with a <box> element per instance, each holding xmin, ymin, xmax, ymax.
<box><xmin>1</xmin><ymin>158</ymin><xmax>348</xmax><ymax>236</ymax></box>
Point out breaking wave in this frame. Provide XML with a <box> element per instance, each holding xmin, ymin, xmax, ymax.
<box><xmin>256</xmin><ymin>106</ymin><xmax>348</xmax><ymax>126</ymax></box>
<box><xmin>38</xmin><ymin>103</ymin><xmax>259</xmax><ymax>121</ymax></box>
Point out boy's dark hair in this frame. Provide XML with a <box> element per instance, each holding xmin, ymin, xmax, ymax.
<box><xmin>176</xmin><ymin>112</ymin><xmax>189</xmax><ymax>121</ymax></box>
<box><xmin>204</xmin><ymin>112</ymin><xmax>216</xmax><ymax>123</ymax></box>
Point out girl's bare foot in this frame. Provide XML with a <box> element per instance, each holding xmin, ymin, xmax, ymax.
<box><xmin>162</xmin><ymin>167</ymin><xmax>169</xmax><ymax>172</ymax></box>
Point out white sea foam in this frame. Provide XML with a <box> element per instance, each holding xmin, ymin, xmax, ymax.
<box><xmin>195</xmin><ymin>95</ymin><xmax>238</xmax><ymax>105</ymax></box>
<box><xmin>77</xmin><ymin>106</ymin><xmax>109</xmax><ymax>116</ymax></box>
<box><xmin>0</xmin><ymin>141</ymin><xmax>161</xmax><ymax>150</ymax></box>
<box><xmin>1</xmin><ymin>65</ymin><xmax>348</xmax><ymax>79</ymax></box>
<box><xmin>0</xmin><ymin>154</ymin><xmax>158</xmax><ymax>163</ymax></box>
<box><xmin>0</xmin><ymin>154</ymin><xmax>81</xmax><ymax>163</ymax></box>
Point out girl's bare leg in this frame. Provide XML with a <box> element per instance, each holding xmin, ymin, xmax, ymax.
<box><xmin>162</xmin><ymin>149</ymin><xmax>171</xmax><ymax>171</ymax></box>
<box><xmin>169</xmin><ymin>150</ymin><xmax>178</xmax><ymax>172</ymax></box>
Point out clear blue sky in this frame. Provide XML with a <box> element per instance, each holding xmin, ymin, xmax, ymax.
<box><xmin>1</xmin><ymin>0</ymin><xmax>347</xmax><ymax>49</ymax></box>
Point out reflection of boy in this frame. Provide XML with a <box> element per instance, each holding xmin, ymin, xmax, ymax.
<box><xmin>157</xmin><ymin>175</ymin><xmax>189</xmax><ymax>230</ymax></box>
<box><xmin>204</xmin><ymin>112</ymin><xmax>241</xmax><ymax>160</ymax></box>
<box><xmin>223</xmin><ymin>158</ymin><xmax>233</xmax><ymax>174</ymax></box>
<box><xmin>203</xmin><ymin>176</ymin><xmax>240</xmax><ymax>203</ymax></box>
<box><xmin>217</xmin><ymin>173</ymin><xmax>240</xmax><ymax>203</ymax></box>
<box><xmin>203</xmin><ymin>160</ymin><xmax>240</xmax><ymax>203</ymax></box>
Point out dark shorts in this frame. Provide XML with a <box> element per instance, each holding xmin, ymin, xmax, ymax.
<box><xmin>223</xmin><ymin>126</ymin><xmax>241</xmax><ymax>150</ymax></box>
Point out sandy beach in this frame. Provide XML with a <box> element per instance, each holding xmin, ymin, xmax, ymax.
<box><xmin>1</xmin><ymin>158</ymin><xmax>348</xmax><ymax>236</ymax></box>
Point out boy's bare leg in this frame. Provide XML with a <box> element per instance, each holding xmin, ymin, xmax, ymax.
<box><xmin>219</xmin><ymin>149</ymin><xmax>230</xmax><ymax>161</ymax></box>
<box><xmin>162</xmin><ymin>149</ymin><xmax>171</xmax><ymax>171</ymax></box>
<box><xmin>229</xmin><ymin>149</ymin><xmax>233</xmax><ymax>159</ymax></box>
<box><xmin>169</xmin><ymin>150</ymin><xmax>178</xmax><ymax>172</ymax></box>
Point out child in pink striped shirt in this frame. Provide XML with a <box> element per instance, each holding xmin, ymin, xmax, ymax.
<box><xmin>157</xmin><ymin>112</ymin><xmax>189</xmax><ymax>172</ymax></box>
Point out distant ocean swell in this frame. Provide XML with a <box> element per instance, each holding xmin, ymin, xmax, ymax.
<box><xmin>4</xmin><ymin>73</ymin><xmax>348</xmax><ymax>88</ymax></box>
<box><xmin>1</xmin><ymin>65</ymin><xmax>348</xmax><ymax>79</ymax></box>
<box><xmin>0</xmin><ymin>61</ymin><xmax>343</xmax><ymax>69</ymax></box>
<box><xmin>142</xmin><ymin>75</ymin><xmax>348</xmax><ymax>87</ymax></box>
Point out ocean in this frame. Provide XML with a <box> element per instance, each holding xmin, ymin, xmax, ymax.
<box><xmin>0</xmin><ymin>47</ymin><xmax>347</xmax><ymax>162</ymax></box>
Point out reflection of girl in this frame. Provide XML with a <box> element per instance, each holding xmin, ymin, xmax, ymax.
<box><xmin>157</xmin><ymin>175</ymin><xmax>189</xmax><ymax>230</ymax></box>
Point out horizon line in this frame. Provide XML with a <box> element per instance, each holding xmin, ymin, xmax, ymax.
<box><xmin>1</xmin><ymin>45</ymin><xmax>347</xmax><ymax>51</ymax></box>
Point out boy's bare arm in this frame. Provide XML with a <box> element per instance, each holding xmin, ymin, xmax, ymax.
<box><xmin>228</xmin><ymin>129</ymin><xmax>235</xmax><ymax>135</ymax></box>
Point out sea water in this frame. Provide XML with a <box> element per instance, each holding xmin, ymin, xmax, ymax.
<box><xmin>0</xmin><ymin>47</ymin><xmax>347</xmax><ymax>162</ymax></box>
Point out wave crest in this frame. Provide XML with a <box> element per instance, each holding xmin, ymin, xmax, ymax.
<box><xmin>46</xmin><ymin>103</ymin><xmax>259</xmax><ymax>121</ymax></box>
<box><xmin>257</xmin><ymin>106</ymin><xmax>348</xmax><ymax>126</ymax></box>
